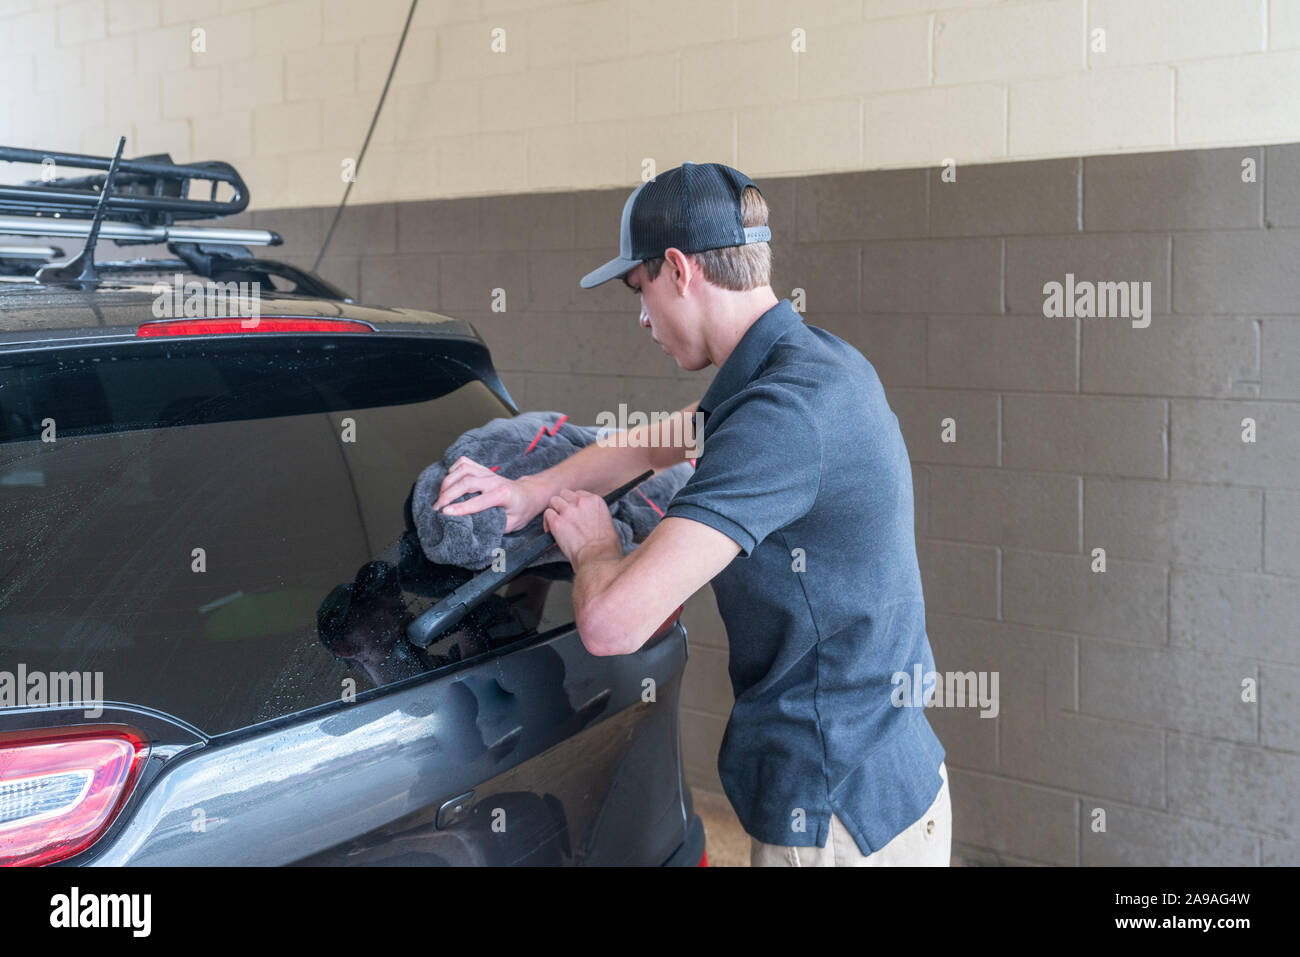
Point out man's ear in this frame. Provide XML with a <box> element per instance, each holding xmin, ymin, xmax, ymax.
<box><xmin>663</xmin><ymin>247</ymin><xmax>694</xmax><ymax>294</ymax></box>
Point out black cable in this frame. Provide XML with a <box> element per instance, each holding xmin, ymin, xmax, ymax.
<box><xmin>313</xmin><ymin>0</ymin><xmax>420</xmax><ymax>271</ymax></box>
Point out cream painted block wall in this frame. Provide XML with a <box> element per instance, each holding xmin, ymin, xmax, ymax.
<box><xmin>0</xmin><ymin>0</ymin><xmax>1299</xmax><ymax>206</ymax></box>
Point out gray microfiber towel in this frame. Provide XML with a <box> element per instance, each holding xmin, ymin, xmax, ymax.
<box><xmin>411</xmin><ymin>411</ymin><xmax>693</xmax><ymax>571</ymax></box>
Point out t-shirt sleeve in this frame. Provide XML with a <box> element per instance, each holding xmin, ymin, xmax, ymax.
<box><xmin>663</xmin><ymin>383</ymin><xmax>822</xmax><ymax>558</ymax></box>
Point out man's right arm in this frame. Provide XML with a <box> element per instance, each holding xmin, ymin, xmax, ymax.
<box><xmin>433</xmin><ymin>400</ymin><xmax>701</xmax><ymax>529</ymax></box>
<box><xmin>518</xmin><ymin>400</ymin><xmax>700</xmax><ymax>509</ymax></box>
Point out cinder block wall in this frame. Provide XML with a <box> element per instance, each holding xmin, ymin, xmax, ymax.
<box><xmin>6</xmin><ymin>0</ymin><xmax>1300</xmax><ymax>205</ymax></box>
<box><xmin>245</xmin><ymin>140</ymin><xmax>1300</xmax><ymax>866</ymax></box>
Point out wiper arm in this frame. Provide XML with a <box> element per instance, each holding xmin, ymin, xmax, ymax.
<box><xmin>406</xmin><ymin>469</ymin><xmax>654</xmax><ymax>649</ymax></box>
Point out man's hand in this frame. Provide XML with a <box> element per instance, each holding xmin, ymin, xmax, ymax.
<box><xmin>541</xmin><ymin>489</ymin><xmax>622</xmax><ymax>568</ymax></box>
<box><xmin>433</xmin><ymin>456</ymin><xmax>543</xmax><ymax>534</ymax></box>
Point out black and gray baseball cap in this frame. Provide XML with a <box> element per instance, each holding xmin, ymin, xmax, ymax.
<box><xmin>579</xmin><ymin>161</ymin><xmax>770</xmax><ymax>289</ymax></box>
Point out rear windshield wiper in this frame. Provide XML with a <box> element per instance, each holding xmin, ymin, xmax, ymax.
<box><xmin>406</xmin><ymin>469</ymin><xmax>654</xmax><ymax>648</ymax></box>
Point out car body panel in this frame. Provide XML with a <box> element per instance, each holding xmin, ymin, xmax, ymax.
<box><xmin>79</xmin><ymin>622</ymin><xmax>689</xmax><ymax>866</ymax></box>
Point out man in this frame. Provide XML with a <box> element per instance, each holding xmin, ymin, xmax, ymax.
<box><xmin>432</xmin><ymin>161</ymin><xmax>950</xmax><ymax>866</ymax></box>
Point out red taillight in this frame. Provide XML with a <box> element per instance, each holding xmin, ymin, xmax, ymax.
<box><xmin>136</xmin><ymin>316</ymin><xmax>374</xmax><ymax>337</ymax></box>
<box><xmin>0</xmin><ymin>726</ymin><xmax>148</xmax><ymax>867</ymax></box>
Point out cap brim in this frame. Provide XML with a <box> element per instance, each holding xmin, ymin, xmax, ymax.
<box><xmin>579</xmin><ymin>255</ymin><xmax>640</xmax><ymax>289</ymax></box>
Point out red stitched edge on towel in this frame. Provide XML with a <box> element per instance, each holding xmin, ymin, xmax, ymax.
<box><xmin>635</xmin><ymin>486</ymin><xmax>664</xmax><ymax>518</ymax></box>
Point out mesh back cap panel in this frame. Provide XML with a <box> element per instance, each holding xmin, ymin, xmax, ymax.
<box><xmin>631</xmin><ymin>162</ymin><xmax>761</xmax><ymax>258</ymax></box>
<box><xmin>578</xmin><ymin>161</ymin><xmax>769</xmax><ymax>289</ymax></box>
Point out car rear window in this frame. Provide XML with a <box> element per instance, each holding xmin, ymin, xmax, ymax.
<box><xmin>0</xmin><ymin>337</ymin><xmax>576</xmax><ymax>736</ymax></box>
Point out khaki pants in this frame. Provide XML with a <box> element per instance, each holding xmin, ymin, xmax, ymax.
<box><xmin>749</xmin><ymin>762</ymin><xmax>950</xmax><ymax>867</ymax></box>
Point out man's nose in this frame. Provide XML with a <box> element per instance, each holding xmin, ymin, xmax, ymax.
<box><xmin>639</xmin><ymin>301</ymin><xmax>650</xmax><ymax>328</ymax></box>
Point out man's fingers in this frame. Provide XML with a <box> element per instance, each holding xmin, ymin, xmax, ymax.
<box><xmin>442</xmin><ymin>483</ymin><xmax>507</xmax><ymax>515</ymax></box>
<box><xmin>443</xmin><ymin>487</ymin><xmax>499</xmax><ymax>516</ymax></box>
<box><xmin>436</xmin><ymin>456</ymin><xmax>506</xmax><ymax>510</ymax></box>
<box><xmin>449</xmin><ymin>456</ymin><xmax>492</xmax><ymax>479</ymax></box>
<box><xmin>434</xmin><ymin>472</ymin><xmax>482</xmax><ymax>510</ymax></box>
<box><xmin>437</xmin><ymin>457</ymin><xmax>489</xmax><ymax>498</ymax></box>
<box><xmin>435</xmin><ymin>465</ymin><xmax>503</xmax><ymax>509</ymax></box>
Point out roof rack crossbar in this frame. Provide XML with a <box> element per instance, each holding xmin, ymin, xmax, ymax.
<box><xmin>0</xmin><ymin>215</ymin><xmax>281</xmax><ymax>248</ymax></box>
<box><xmin>0</xmin><ymin>245</ymin><xmax>63</xmax><ymax>260</ymax></box>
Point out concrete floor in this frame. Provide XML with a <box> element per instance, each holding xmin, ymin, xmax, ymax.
<box><xmin>693</xmin><ymin>789</ymin><xmax>752</xmax><ymax>866</ymax></box>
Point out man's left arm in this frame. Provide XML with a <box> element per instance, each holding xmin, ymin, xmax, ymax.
<box><xmin>542</xmin><ymin>490</ymin><xmax>741</xmax><ymax>656</ymax></box>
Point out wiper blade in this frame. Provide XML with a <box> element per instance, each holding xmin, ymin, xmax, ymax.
<box><xmin>406</xmin><ymin>469</ymin><xmax>654</xmax><ymax>649</ymax></box>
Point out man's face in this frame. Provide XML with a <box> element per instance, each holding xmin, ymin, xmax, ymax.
<box><xmin>623</xmin><ymin>259</ymin><xmax>700</xmax><ymax>370</ymax></box>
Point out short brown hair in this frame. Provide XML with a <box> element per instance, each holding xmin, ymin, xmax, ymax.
<box><xmin>641</xmin><ymin>185</ymin><xmax>771</xmax><ymax>291</ymax></box>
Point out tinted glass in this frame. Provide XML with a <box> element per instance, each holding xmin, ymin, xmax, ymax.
<box><xmin>0</xmin><ymin>339</ymin><xmax>576</xmax><ymax>735</ymax></box>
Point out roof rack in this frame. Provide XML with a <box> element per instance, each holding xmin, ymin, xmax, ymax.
<box><xmin>0</xmin><ymin>144</ymin><xmax>251</xmax><ymax>225</ymax></box>
<box><xmin>0</xmin><ymin>143</ymin><xmax>281</xmax><ymax>248</ymax></box>
<box><xmin>0</xmin><ymin>139</ymin><xmax>352</xmax><ymax>297</ymax></box>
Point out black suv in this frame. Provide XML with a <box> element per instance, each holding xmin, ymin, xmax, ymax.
<box><xmin>0</xmin><ymin>142</ymin><xmax>706</xmax><ymax>867</ymax></box>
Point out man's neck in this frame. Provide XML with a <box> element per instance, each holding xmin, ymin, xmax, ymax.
<box><xmin>701</xmin><ymin>285</ymin><xmax>781</xmax><ymax>369</ymax></box>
